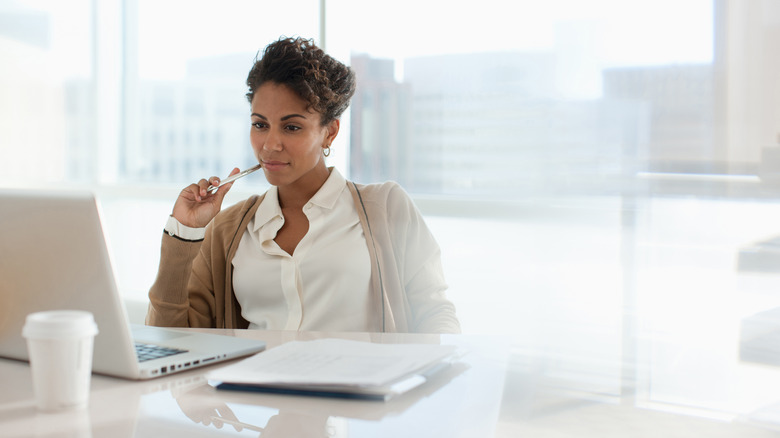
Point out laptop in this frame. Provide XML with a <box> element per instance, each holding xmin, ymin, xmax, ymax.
<box><xmin>0</xmin><ymin>189</ymin><xmax>266</xmax><ymax>380</ymax></box>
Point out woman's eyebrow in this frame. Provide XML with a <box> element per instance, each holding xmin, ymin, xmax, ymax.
<box><xmin>250</xmin><ymin>113</ymin><xmax>307</xmax><ymax>121</ymax></box>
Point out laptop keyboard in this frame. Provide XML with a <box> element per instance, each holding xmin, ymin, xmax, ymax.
<box><xmin>135</xmin><ymin>343</ymin><xmax>188</xmax><ymax>362</ymax></box>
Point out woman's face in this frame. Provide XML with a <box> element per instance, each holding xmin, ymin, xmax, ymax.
<box><xmin>250</xmin><ymin>82</ymin><xmax>338</xmax><ymax>191</ymax></box>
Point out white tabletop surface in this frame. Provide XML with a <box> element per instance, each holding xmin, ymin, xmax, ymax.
<box><xmin>3</xmin><ymin>328</ymin><xmax>780</xmax><ymax>437</ymax></box>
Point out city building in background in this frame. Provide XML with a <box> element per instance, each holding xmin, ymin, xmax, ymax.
<box><xmin>122</xmin><ymin>53</ymin><xmax>255</xmax><ymax>184</ymax></box>
<box><xmin>349</xmin><ymin>52</ymin><xmax>709</xmax><ymax>199</ymax></box>
<box><xmin>349</xmin><ymin>54</ymin><xmax>412</xmax><ymax>188</ymax></box>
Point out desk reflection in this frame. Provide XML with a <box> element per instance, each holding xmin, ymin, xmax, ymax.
<box><xmin>166</xmin><ymin>360</ymin><xmax>470</xmax><ymax>436</ymax></box>
<box><xmin>0</xmin><ymin>332</ymin><xmax>504</xmax><ymax>438</ymax></box>
<box><xmin>172</xmin><ymin>379</ymin><xmax>338</xmax><ymax>437</ymax></box>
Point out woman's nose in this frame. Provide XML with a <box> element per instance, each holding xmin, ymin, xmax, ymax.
<box><xmin>263</xmin><ymin>129</ymin><xmax>283</xmax><ymax>151</ymax></box>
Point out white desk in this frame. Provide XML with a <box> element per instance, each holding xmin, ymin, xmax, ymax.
<box><xmin>2</xmin><ymin>329</ymin><xmax>780</xmax><ymax>437</ymax></box>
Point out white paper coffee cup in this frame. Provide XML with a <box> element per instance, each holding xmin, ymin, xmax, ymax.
<box><xmin>22</xmin><ymin>310</ymin><xmax>99</xmax><ymax>411</ymax></box>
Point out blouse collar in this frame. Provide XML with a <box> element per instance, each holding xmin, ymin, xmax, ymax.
<box><xmin>251</xmin><ymin>167</ymin><xmax>346</xmax><ymax>232</ymax></box>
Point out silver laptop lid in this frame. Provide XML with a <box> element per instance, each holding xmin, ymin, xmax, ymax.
<box><xmin>0</xmin><ymin>189</ymin><xmax>140</xmax><ymax>378</ymax></box>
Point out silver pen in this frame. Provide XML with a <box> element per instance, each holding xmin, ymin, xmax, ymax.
<box><xmin>206</xmin><ymin>163</ymin><xmax>262</xmax><ymax>193</ymax></box>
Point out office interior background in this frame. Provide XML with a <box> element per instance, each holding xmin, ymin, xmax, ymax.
<box><xmin>3</xmin><ymin>0</ymin><xmax>780</xmax><ymax>416</ymax></box>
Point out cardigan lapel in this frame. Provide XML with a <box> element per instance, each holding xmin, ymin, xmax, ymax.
<box><xmin>347</xmin><ymin>182</ymin><xmax>400</xmax><ymax>333</ymax></box>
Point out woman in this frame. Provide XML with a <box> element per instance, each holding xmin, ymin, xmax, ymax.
<box><xmin>146</xmin><ymin>37</ymin><xmax>460</xmax><ymax>334</ymax></box>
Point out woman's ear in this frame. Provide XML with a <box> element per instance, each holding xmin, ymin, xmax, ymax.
<box><xmin>325</xmin><ymin>119</ymin><xmax>340</xmax><ymax>145</ymax></box>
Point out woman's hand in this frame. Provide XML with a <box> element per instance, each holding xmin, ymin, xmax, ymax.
<box><xmin>172</xmin><ymin>168</ymin><xmax>240</xmax><ymax>228</ymax></box>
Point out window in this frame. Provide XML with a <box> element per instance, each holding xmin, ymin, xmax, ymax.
<box><xmin>329</xmin><ymin>0</ymin><xmax>722</xmax><ymax>199</ymax></box>
<box><xmin>0</xmin><ymin>0</ymin><xmax>94</xmax><ymax>184</ymax></box>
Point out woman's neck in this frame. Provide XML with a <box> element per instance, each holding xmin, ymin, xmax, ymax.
<box><xmin>277</xmin><ymin>166</ymin><xmax>331</xmax><ymax>209</ymax></box>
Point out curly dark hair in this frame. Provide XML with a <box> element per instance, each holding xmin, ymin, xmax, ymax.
<box><xmin>246</xmin><ymin>37</ymin><xmax>356</xmax><ymax>126</ymax></box>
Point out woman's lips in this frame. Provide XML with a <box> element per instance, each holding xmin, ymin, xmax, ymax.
<box><xmin>261</xmin><ymin>160</ymin><xmax>288</xmax><ymax>171</ymax></box>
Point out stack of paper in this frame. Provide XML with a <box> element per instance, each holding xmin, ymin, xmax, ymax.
<box><xmin>207</xmin><ymin>338</ymin><xmax>460</xmax><ymax>401</ymax></box>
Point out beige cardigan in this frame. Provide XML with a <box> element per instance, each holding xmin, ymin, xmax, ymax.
<box><xmin>146</xmin><ymin>181</ymin><xmax>461</xmax><ymax>334</ymax></box>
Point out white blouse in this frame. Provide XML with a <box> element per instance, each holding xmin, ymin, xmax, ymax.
<box><xmin>231</xmin><ymin>169</ymin><xmax>373</xmax><ymax>331</ymax></box>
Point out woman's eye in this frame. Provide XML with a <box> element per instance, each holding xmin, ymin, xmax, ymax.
<box><xmin>252</xmin><ymin>122</ymin><xmax>267</xmax><ymax>129</ymax></box>
<box><xmin>285</xmin><ymin>125</ymin><xmax>301</xmax><ymax>132</ymax></box>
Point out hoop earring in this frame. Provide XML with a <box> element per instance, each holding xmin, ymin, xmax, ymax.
<box><xmin>323</xmin><ymin>144</ymin><xmax>331</xmax><ymax>157</ymax></box>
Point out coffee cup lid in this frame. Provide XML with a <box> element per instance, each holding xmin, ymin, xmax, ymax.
<box><xmin>22</xmin><ymin>310</ymin><xmax>99</xmax><ymax>339</ymax></box>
